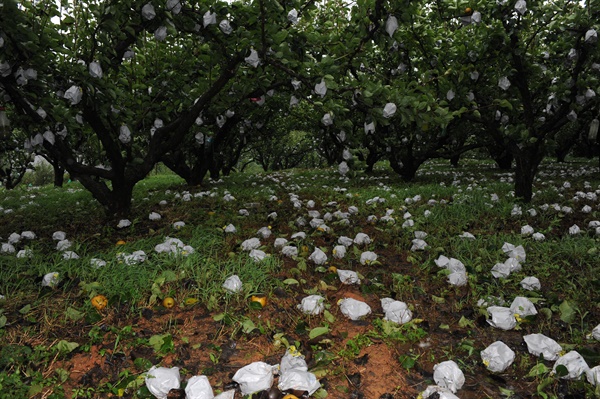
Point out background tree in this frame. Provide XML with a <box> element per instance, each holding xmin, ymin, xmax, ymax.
<box><xmin>454</xmin><ymin>0</ymin><xmax>599</xmax><ymax>201</ymax></box>
<box><xmin>0</xmin><ymin>0</ymin><xmax>317</xmax><ymax>214</ymax></box>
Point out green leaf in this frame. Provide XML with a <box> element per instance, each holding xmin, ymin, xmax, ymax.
<box><xmin>458</xmin><ymin>316</ymin><xmax>474</xmax><ymax>328</ymax></box>
<box><xmin>432</xmin><ymin>295</ymin><xmax>445</xmax><ymax>304</ymax></box>
<box><xmin>55</xmin><ymin>368</ymin><xmax>69</xmax><ymax>383</ymax></box>
<box><xmin>555</xmin><ymin>364</ymin><xmax>568</xmax><ymax>377</ymax></box>
<box><xmin>324</xmin><ymin>310</ymin><xmax>336</xmax><ymax>324</ymax></box>
<box><xmin>558</xmin><ymin>300</ymin><xmax>577</xmax><ymax>324</ymax></box>
<box><xmin>213</xmin><ymin>313</ymin><xmax>225</xmax><ymax>321</ymax></box>
<box><xmin>398</xmin><ymin>354</ymin><xmax>416</xmax><ymax>370</ymax></box>
<box><xmin>527</xmin><ymin>362</ymin><xmax>549</xmax><ymax>378</ymax></box>
<box><xmin>273</xmin><ymin>30</ymin><xmax>288</xmax><ymax>45</ymax></box>
<box><xmin>56</xmin><ymin>340</ymin><xmax>79</xmax><ymax>354</ymax></box>
<box><xmin>283</xmin><ymin>278</ymin><xmax>299</xmax><ymax>285</ymax></box>
<box><xmin>149</xmin><ymin>334</ymin><xmax>166</xmax><ymax>352</ymax></box>
<box><xmin>65</xmin><ymin>307</ymin><xmax>84</xmax><ymax>321</ymax></box>
<box><xmin>19</xmin><ymin>304</ymin><xmax>31</xmax><ymax>314</ymax></box>
<box><xmin>498</xmin><ymin>99</ymin><xmax>513</xmax><ymax>110</ymax></box>
<box><xmin>61</xmin><ymin>16</ymin><xmax>75</xmax><ymax>25</ymax></box>
<box><xmin>28</xmin><ymin>384</ymin><xmax>44</xmax><ymax>397</ymax></box>
<box><xmin>537</xmin><ymin>376</ymin><xmax>553</xmax><ymax>394</ymax></box>
<box><xmin>539</xmin><ymin>308</ymin><xmax>552</xmax><ymax>320</ymax></box>
<box><xmin>160</xmin><ymin>335</ymin><xmax>174</xmax><ymax>353</ymax></box>
<box><xmin>0</xmin><ymin>315</ymin><xmax>6</xmax><ymax>328</ymax></box>
<box><xmin>148</xmin><ymin>333</ymin><xmax>174</xmax><ymax>354</ymax></box>
<box><xmin>312</xmin><ymin>388</ymin><xmax>328</xmax><ymax>399</ymax></box>
<box><xmin>309</xmin><ymin>326</ymin><xmax>330</xmax><ymax>340</ymax></box>
<box><xmin>499</xmin><ymin>387</ymin><xmax>515</xmax><ymax>397</ymax></box>
<box><xmin>242</xmin><ymin>318</ymin><xmax>256</xmax><ymax>334</ymax></box>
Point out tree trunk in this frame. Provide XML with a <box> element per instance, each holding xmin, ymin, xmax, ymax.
<box><xmin>187</xmin><ymin>167</ymin><xmax>207</xmax><ymax>185</ymax></box>
<box><xmin>554</xmin><ymin>138</ymin><xmax>574</xmax><ymax>162</ymax></box>
<box><xmin>389</xmin><ymin>153</ymin><xmax>421</xmax><ymax>182</ymax></box>
<box><xmin>75</xmin><ymin>174</ymin><xmax>134</xmax><ymax>216</ymax></box>
<box><xmin>494</xmin><ymin>152</ymin><xmax>514</xmax><ymax>170</ymax></box>
<box><xmin>450</xmin><ymin>154</ymin><xmax>460</xmax><ymax>168</ymax></box>
<box><xmin>513</xmin><ymin>146</ymin><xmax>544</xmax><ymax>202</ymax></box>
<box><xmin>209</xmin><ymin>158</ymin><xmax>220</xmax><ymax>180</ymax></box>
<box><xmin>555</xmin><ymin>148</ymin><xmax>569</xmax><ymax>163</ymax></box>
<box><xmin>53</xmin><ymin>162</ymin><xmax>65</xmax><ymax>187</ymax></box>
<box><xmin>365</xmin><ymin>149</ymin><xmax>379</xmax><ymax>173</ymax></box>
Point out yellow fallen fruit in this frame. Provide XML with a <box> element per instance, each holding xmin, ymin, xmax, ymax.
<box><xmin>91</xmin><ymin>294</ymin><xmax>108</xmax><ymax>310</ymax></box>
<box><xmin>250</xmin><ymin>295</ymin><xmax>267</xmax><ymax>308</ymax></box>
<box><xmin>328</xmin><ymin>265</ymin><xmax>337</xmax><ymax>274</ymax></box>
<box><xmin>116</xmin><ymin>240</ymin><xmax>126</xmax><ymax>246</ymax></box>
<box><xmin>184</xmin><ymin>298</ymin><xmax>199</xmax><ymax>306</ymax></box>
<box><xmin>282</xmin><ymin>395</ymin><xmax>300</xmax><ymax>399</ymax></box>
<box><xmin>163</xmin><ymin>297</ymin><xmax>175</xmax><ymax>308</ymax></box>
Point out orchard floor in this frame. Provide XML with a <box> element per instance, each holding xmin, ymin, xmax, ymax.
<box><xmin>1</xmin><ymin>159</ymin><xmax>599</xmax><ymax>398</ymax></box>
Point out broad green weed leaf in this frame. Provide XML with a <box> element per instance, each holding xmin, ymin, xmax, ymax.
<box><xmin>55</xmin><ymin>368</ymin><xmax>69</xmax><ymax>383</ymax></box>
<box><xmin>19</xmin><ymin>304</ymin><xmax>31</xmax><ymax>314</ymax></box>
<box><xmin>160</xmin><ymin>335</ymin><xmax>174</xmax><ymax>353</ymax></box>
<box><xmin>309</xmin><ymin>326</ymin><xmax>330</xmax><ymax>340</ymax></box>
<box><xmin>559</xmin><ymin>300</ymin><xmax>577</xmax><ymax>324</ymax></box>
<box><xmin>398</xmin><ymin>354</ymin><xmax>416</xmax><ymax>370</ymax></box>
<box><xmin>56</xmin><ymin>340</ymin><xmax>79</xmax><ymax>354</ymax></box>
<box><xmin>149</xmin><ymin>334</ymin><xmax>169</xmax><ymax>352</ymax></box>
<box><xmin>324</xmin><ymin>310</ymin><xmax>336</xmax><ymax>324</ymax></box>
<box><xmin>242</xmin><ymin>318</ymin><xmax>257</xmax><ymax>334</ymax></box>
<box><xmin>283</xmin><ymin>278</ymin><xmax>299</xmax><ymax>285</ymax></box>
<box><xmin>555</xmin><ymin>364</ymin><xmax>568</xmax><ymax>377</ymax></box>
<box><xmin>65</xmin><ymin>307</ymin><xmax>84</xmax><ymax>321</ymax></box>
<box><xmin>527</xmin><ymin>363</ymin><xmax>549</xmax><ymax>378</ymax></box>
<box><xmin>213</xmin><ymin>313</ymin><xmax>225</xmax><ymax>321</ymax></box>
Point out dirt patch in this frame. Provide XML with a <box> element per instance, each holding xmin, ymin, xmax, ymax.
<box><xmin>349</xmin><ymin>344</ymin><xmax>416</xmax><ymax>399</ymax></box>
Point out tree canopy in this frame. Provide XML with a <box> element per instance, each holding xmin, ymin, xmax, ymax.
<box><xmin>0</xmin><ymin>0</ymin><xmax>598</xmax><ymax>214</ymax></box>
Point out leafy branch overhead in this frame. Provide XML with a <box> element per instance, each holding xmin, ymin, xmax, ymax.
<box><xmin>0</xmin><ymin>0</ymin><xmax>599</xmax><ymax>213</ymax></box>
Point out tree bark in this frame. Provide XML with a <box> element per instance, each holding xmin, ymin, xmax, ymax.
<box><xmin>53</xmin><ymin>162</ymin><xmax>65</xmax><ymax>187</ymax></box>
<box><xmin>494</xmin><ymin>152</ymin><xmax>513</xmax><ymax>170</ymax></box>
<box><xmin>161</xmin><ymin>152</ymin><xmax>194</xmax><ymax>185</ymax></box>
<box><xmin>74</xmin><ymin>174</ymin><xmax>134</xmax><ymax>216</ymax></box>
<box><xmin>389</xmin><ymin>152</ymin><xmax>422</xmax><ymax>181</ymax></box>
<box><xmin>555</xmin><ymin>146</ymin><xmax>570</xmax><ymax>163</ymax></box>
<box><xmin>450</xmin><ymin>154</ymin><xmax>460</xmax><ymax>168</ymax></box>
<box><xmin>513</xmin><ymin>145</ymin><xmax>544</xmax><ymax>202</ymax></box>
<box><xmin>365</xmin><ymin>149</ymin><xmax>379</xmax><ymax>173</ymax></box>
